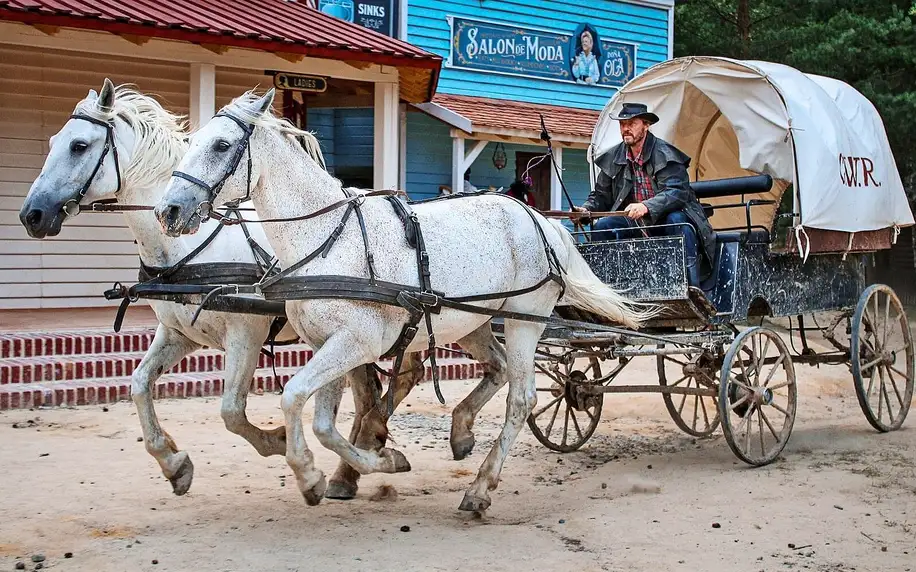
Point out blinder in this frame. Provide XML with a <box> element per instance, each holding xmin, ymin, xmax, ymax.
<box><xmin>62</xmin><ymin>113</ymin><xmax>123</xmax><ymax>217</ymax></box>
<box><xmin>171</xmin><ymin>112</ymin><xmax>255</xmax><ymax>222</ymax></box>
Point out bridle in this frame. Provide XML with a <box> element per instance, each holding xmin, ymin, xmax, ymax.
<box><xmin>61</xmin><ymin>113</ymin><xmax>123</xmax><ymax>217</ymax></box>
<box><xmin>171</xmin><ymin>112</ymin><xmax>254</xmax><ymax>223</ymax></box>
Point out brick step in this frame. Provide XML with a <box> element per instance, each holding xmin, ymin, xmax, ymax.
<box><xmin>0</xmin><ymin>346</ymin><xmax>312</xmax><ymax>384</ymax></box>
<box><xmin>0</xmin><ymin>360</ymin><xmax>487</xmax><ymax>410</ymax></box>
<box><xmin>0</xmin><ymin>329</ymin><xmax>466</xmax><ymax>361</ymax></box>
<box><xmin>0</xmin><ymin>343</ymin><xmax>472</xmax><ymax>385</ymax></box>
<box><xmin>1</xmin><ymin>329</ymin><xmax>156</xmax><ymax>359</ymax></box>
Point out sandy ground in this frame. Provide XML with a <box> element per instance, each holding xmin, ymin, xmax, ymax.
<box><xmin>1</xmin><ymin>355</ymin><xmax>915</xmax><ymax>572</ymax></box>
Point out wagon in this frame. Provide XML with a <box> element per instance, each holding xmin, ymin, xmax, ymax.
<box><xmin>524</xmin><ymin>56</ymin><xmax>916</xmax><ymax>465</ymax></box>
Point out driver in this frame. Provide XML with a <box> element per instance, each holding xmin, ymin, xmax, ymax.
<box><xmin>571</xmin><ymin>102</ymin><xmax>714</xmax><ymax>287</ymax></box>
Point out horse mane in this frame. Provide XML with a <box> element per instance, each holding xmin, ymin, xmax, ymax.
<box><xmin>224</xmin><ymin>90</ymin><xmax>328</xmax><ymax>173</ymax></box>
<box><xmin>74</xmin><ymin>85</ymin><xmax>189</xmax><ymax>187</ymax></box>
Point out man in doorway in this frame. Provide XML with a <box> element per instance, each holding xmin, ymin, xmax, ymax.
<box><xmin>571</xmin><ymin>102</ymin><xmax>714</xmax><ymax>287</ymax></box>
<box><xmin>462</xmin><ymin>169</ymin><xmax>477</xmax><ymax>193</ymax></box>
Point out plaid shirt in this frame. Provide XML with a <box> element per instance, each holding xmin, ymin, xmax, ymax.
<box><xmin>627</xmin><ymin>146</ymin><xmax>655</xmax><ymax>203</ymax></box>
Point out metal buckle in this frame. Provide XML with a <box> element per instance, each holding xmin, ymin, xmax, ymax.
<box><xmin>195</xmin><ymin>201</ymin><xmax>213</xmax><ymax>221</ymax></box>
<box><xmin>62</xmin><ymin>199</ymin><xmax>82</xmax><ymax>218</ymax></box>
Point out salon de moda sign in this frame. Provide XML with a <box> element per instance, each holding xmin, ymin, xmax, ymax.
<box><xmin>448</xmin><ymin>16</ymin><xmax>637</xmax><ymax>88</ymax></box>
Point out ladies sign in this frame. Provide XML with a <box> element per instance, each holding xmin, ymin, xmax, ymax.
<box><xmin>447</xmin><ymin>16</ymin><xmax>637</xmax><ymax>88</ymax></box>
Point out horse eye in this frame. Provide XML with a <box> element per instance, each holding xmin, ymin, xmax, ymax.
<box><xmin>70</xmin><ymin>140</ymin><xmax>88</xmax><ymax>153</ymax></box>
<box><xmin>214</xmin><ymin>140</ymin><xmax>232</xmax><ymax>153</ymax></box>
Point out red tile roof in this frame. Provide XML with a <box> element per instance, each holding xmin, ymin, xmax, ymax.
<box><xmin>432</xmin><ymin>93</ymin><xmax>600</xmax><ymax>140</ymax></box>
<box><xmin>0</xmin><ymin>0</ymin><xmax>441</xmax><ymax>95</ymax></box>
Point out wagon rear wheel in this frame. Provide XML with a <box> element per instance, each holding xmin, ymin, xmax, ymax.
<box><xmin>719</xmin><ymin>327</ymin><xmax>797</xmax><ymax>466</ymax></box>
<box><xmin>851</xmin><ymin>284</ymin><xmax>915</xmax><ymax>432</ymax></box>
<box><xmin>657</xmin><ymin>349</ymin><xmax>721</xmax><ymax>437</ymax></box>
<box><xmin>527</xmin><ymin>348</ymin><xmax>604</xmax><ymax>453</ymax></box>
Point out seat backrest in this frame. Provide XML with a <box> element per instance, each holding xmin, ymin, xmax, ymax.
<box><xmin>690</xmin><ymin>174</ymin><xmax>773</xmax><ymax>200</ymax></box>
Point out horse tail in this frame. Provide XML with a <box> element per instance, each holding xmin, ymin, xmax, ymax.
<box><xmin>547</xmin><ymin>219</ymin><xmax>661</xmax><ymax>329</ymax></box>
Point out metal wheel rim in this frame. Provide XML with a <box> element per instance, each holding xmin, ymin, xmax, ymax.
<box><xmin>851</xmin><ymin>284</ymin><xmax>915</xmax><ymax>432</ymax></box>
<box><xmin>719</xmin><ymin>327</ymin><xmax>797</xmax><ymax>466</ymax></box>
<box><xmin>527</xmin><ymin>350</ymin><xmax>603</xmax><ymax>453</ymax></box>
<box><xmin>657</xmin><ymin>348</ymin><xmax>721</xmax><ymax>437</ymax></box>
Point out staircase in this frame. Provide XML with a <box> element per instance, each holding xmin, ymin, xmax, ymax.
<box><xmin>0</xmin><ymin>329</ymin><xmax>483</xmax><ymax>410</ymax></box>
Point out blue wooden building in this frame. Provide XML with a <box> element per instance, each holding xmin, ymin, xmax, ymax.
<box><xmin>313</xmin><ymin>0</ymin><xmax>674</xmax><ymax>208</ymax></box>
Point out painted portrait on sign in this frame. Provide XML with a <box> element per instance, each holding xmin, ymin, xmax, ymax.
<box><xmin>570</xmin><ymin>23</ymin><xmax>602</xmax><ymax>85</ymax></box>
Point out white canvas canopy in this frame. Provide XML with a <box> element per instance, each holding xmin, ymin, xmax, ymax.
<box><xmin>591</xmin><ymin>56</ymin><xmax>914</xmax><ymax>238</ymax></box>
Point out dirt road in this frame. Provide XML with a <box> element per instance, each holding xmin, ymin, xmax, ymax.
<box><xmin>1</xmin><ymin>357</ymin><xmax>914</xmax><ymax>572</ymax></box>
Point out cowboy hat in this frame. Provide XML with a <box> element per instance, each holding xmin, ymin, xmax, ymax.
<box><xmin>611</xmin><ymin>102</ymin><xmax>659</xmax><ymax>124</ymax></box>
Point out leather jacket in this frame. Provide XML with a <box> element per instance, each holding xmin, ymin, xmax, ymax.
<box><xmin>585</xmin><ymin>132</ymin><xmax>716</xmax><ymax>264</ymax></box>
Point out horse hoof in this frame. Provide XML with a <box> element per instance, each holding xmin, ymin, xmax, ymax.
<box><xmin>325</xmin><ymin>479</ymin><xmax>358</xmax><ymax>500</ymax></box>
<box><xmin>381</xmin><ymin>448</ymin><xmax>412</xmax><ymax>473</ymax></box>
<box><xmin>169</xmin><ymin>454</ymin><xmax>194</xmax><ymax>496</ymax></box>
<box><xmin>458</xmin><ymin>491</ymin><xmax>490</xmax><ymax>512</ymax></box>
<box><xmin>301</xmin><ymin>475</ymin><xmax>327</xmax><ymax>506</ymax></box>
<box><xmin>450</xmin><ymin>435</ymin><xmax>475</xmax><ymax>461</ymax></box>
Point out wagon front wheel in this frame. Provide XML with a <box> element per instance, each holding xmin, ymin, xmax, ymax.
<box><xmin>527</xmin><ymin>351</ymin><xmax>603</xmax><ymax>453</ymax></box>
<box><xmin>851</xmin><ymin>284</ymin><xmax>915</xmax><ymax>432</ymax></box>
<box><xmin>719</xmin><ymin>327</ymin><xmax>797</xmax><ymax>466</ymax></box>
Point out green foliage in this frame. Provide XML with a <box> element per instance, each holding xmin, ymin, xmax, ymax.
<box><xmin>674</xmin><ymin>0</ymin><xmax>916</xmax><ymax>197</ymax></box>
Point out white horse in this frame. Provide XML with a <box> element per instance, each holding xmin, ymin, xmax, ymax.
<box><xmin>17</xmin><ymin>80</ymin><xmax>428</xmax><ymax>499</ymax></box>
<box><xmin>155</xmin><ymin>88</ymin><xmax>651</xmax><ymax>512</ymax></box>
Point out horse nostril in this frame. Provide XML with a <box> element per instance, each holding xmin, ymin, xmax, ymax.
<box><xmin>167</xmin><ymin>205</ymin><xmax>181</xmax><ymax>226</ymax></box>
<box><xmin>26</xmin><ymin>209</ymin><xmax>42</xmax><ymax>229</ymax></box>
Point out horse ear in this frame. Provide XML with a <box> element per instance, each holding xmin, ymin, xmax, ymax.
<box><xmin>98</xmin><ymin>78</ymin><xmax>115</xmax><ymax>113</ymax></box>
<box><xmin>87</xmin><ymin>88</ymin><xmax>99</xmax><ymax>100</ymax></box>
<box><xmin>254</xmin><ymin>88</ymin><xmax>275</xmax><ymax>116</ymax></box>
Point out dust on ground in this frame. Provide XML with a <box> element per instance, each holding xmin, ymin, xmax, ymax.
<box><xmin>1</xmin><ymin>354</ymin><xmax>914</xmax><ymax>572</ymax></box>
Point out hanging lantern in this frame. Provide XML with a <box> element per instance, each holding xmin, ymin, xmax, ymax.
<box><xmin>492</xmin><ymin>142</ymin><xmax>507</xmax><ymax>170</ymax></box>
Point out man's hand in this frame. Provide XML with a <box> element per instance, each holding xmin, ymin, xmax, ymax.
<box><xmin>624</xmin><ymin>202</ymin><xmax>649</xmax><ymax>220</ymax></box>
<box><xmin>569</xmin><ymin>206</ymin><xmax>588</xmax><ymax>221</ymax></box>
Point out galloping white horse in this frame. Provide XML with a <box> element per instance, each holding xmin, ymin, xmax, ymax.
<box><xmin>155</xmin><ymin>88</ymin><xmax>650</xmax><ymax>511</ymax></box>
<box><xmin>17</xmin><ymin>80</ymin><xmax>428</xmax><ymax>499</ymax></box>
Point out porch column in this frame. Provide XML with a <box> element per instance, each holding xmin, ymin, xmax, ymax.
<box><xmin>451</xmin><ymin>134</ymin><xmax>465</xmax><ymax>194</ymax></box>
<box><xmin>451</xmin><ymin>131</ymin><xmax>488</xmax><ymax>193</ymax></box>
<box><xmin>189</xmin><ymin>63</ymin><xmax>216</xmax><ymax>130</ymax></box>
<box><xmin>550</xmin><ymin>146</ymin><xmax>564</xmax><ymax>210</ymax></box>
<box><xmin>373</xmin><ymin>81</ymin><xmax>399</xmax><ymax>190</ymax></box>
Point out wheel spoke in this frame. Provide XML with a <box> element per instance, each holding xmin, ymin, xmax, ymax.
<box><xmin>692</xmin><ymin>386</ymin><xmax>700</xmax><ymax>431</ymax></box>
<box><xmin>561</xmin><ymin>405</ymin><xmax>570</xmax><ymax>447</ymax></box>
<box><xmin>699</xmin><ymin>391</ymin><xmax>711</xmax><ymax>431</ymax></box>
<box><xmin>757</xmin><ymin>336</ymin><xmax>772</xmax><ymax>385</ymax></box>
<box><xmin>883</xmin><ymin>364</ymin><xmax>905</xmax><ymax>408</ymax></box>
<box><xmin>888</xmin><ymin>364</ymin><xmax>910</xmax><ymax>380</ymax></box>
<box><xmin>676</xmin><ymin>381</ymin><xmax>690</xmax><ymax>416</ymax></box>
<box><xmin>535</xmin><ymin>363</ymin><xmax>564</xmax><ymax>386</ymax></box>
<box><xmin>762</xmin><ymin>354</ymin><xmax>787</xmax><ymax>387</ymax></box>
<box><xmin>880</xmin><ymin>366</ymin><xmax>893</xmax><ymax>423</ymax></box>
<box><xmin>729</xmin><ymin>391</ymin><xmax>753</xmax><ymax>412</ymax></box>
<box><xmin>883</xmin><ymin>295</ymin><xmax>891</xmax><ymax>348</ymax></box>
<box><xmin>875</xmin><ymin>366</ymin><xmax>884</xmax><ymax>423</ymax></box>
<box><xmin>662</xmin><ymin>355</ymin><xmax>691</xmax><ymax>368</ymax></box>
<box><xmin>743</xmin><ymin>404</ymin><xmax>755</xmax><ymax>453</ymax></box>
<box><xmin>531</xmin><ymin>395</ymin><xmax>563</xmax><ymax>419</ymax></box>
<box><xmin>569</xmin><ymin>408</ymin><xmax>585</xmax><ymax>441</ymax></box>
<box><xmin>767</xmin><ymin>380</ymin><xmax>792</xmax><ymax>391</ymax></box>
<box><xmin>768</xmin><ymin>401</ymin><xmax>791</xmax><ymax>419</ymax></box>
<box><xmin>543</xmin><ymin>398</ymin><xmax>563</xmax><ymax>438</ymax></box>
<box><xmin>729</xmin><ymin>375</ymin><xmax>755</xmax><ymax>393</ymax></box>
<box><xmin>757</xmin><ymin>403</ymin><xmax>767</xmax><ymax>457</ymax></box>
<box><xmin>669</xmin><ymin>374</ymin><xmax>691</xmax><ymax>389</ymax></box>
<box><xmin>861</xmin><ymin>354</ymin><xmax>885</xmax><ymax>373</ymax></box>
<box><xmin>734</xmin><ymin>402</ymin><xmax>754</xmax><ymax>436</ymax></box>
<box><xmin>759</xmin><ymin>407</ymin><xmax>782</xmax><ymax>442</ymax></box>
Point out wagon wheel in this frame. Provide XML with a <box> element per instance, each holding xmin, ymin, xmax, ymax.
<box><xmin>527</xmin><ymin>348</ymin><xmax>604</xmax><ymax>453</ymax></box>
<box><xmin>657</xmin><ymin>348</ymin><xmax>721</xmax><ymax>437</ymax></box>
<box><xmin>719</xmin><ymin>327</ymin><xmax>797</xmax><ymax>466</ymax></box>
<box><xmin>851</xmin><ymin>284</ymin><xmax>915</xmax><ymax>432</ymax></box>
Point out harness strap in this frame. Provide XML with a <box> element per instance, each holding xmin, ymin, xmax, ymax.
<box><xmin>207</xmin><ymin>189</ymin><xmax>401</xmax><ymax>226</ymax></box>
